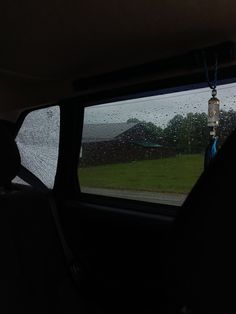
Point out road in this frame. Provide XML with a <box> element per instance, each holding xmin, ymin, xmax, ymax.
<box><xmin>82</xmin><ymin>187</ymin><xmax>187</xmax><ymax>206</ymax></box>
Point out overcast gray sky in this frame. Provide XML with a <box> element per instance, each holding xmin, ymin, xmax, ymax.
<box><xmin>84</xmin><ymin>82</ymin><xmax>236</xmax><ymax>128</ymax></box>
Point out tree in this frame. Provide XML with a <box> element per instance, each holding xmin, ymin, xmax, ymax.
<box><xmin>162</xmin><ymin>114</ymin><xmax>184</xmax><ymax>152</ymax></box>
<box><xmin>126</xmin><ymin>118</ymin><xmax>163</xmax><ymax>143</ymax></box>
<box><xmin>127</xmin><ymin>118</ymin><xmax>141</xmax><ymax>124</ymax></box>
<box><xmin>162</xmin><ymin>113</ymin><xmax>208</xmax><ymax>154</ymax></box>
<box><xmin>218</xmin><ymin>110</ymin><xmax>236</xmax><ymax>146</ymax></box>
<box><xmin>141</xmin><ymin>122</ymin><xmax>163</xmax><ymax>142</ymax></box>
<box><xmin>126</xmin><ymin>110</ymin><xmax>236</xmax><ymax>155</ymax></box>
<box><xmin>181</xmin><ymin>112</ymin><xmax>208</xmax><ymax>154</ymax></box>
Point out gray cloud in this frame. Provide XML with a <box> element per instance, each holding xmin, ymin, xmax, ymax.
<box><xmin>84</xmin><ymin>82</ymin><xmax>236</xmax><ymax>127</ymax></box>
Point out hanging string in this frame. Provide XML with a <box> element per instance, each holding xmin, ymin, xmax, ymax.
<box><xmin>202</xmin><ymin>51</ymin><xmax>218</xmax><ymax>93</ymax></box>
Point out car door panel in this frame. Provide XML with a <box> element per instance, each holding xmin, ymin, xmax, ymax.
<box><xmin>59</xmin><ymin>198</ymin><xmax>175</xmax><ymax>311</ymax></box>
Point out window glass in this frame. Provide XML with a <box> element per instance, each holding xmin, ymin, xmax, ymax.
<box><xmin>13</xmin><ymin>106</ymin><xmax>60</xmax><ymax>188</ymax></box>
<box><xmin>78</xmin><ymin>83</ymin><xmax>236</xmax><ymax>206</ymax></box>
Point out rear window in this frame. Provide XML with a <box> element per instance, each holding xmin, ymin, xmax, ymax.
<box><xmin>13</xmin><ymin>106</ymin><xmax>60</xmax><ymax>188</ymax></box>
<box><xmin>78</xmin><ymin>83</ymin><xmax>236</xmax><ymax>206</ymax></box>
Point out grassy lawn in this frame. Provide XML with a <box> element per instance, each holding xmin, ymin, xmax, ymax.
<box><xmin>78</xmin><ymin>154</ymin><xmax>204</xmax><ymax>194</ymax></box>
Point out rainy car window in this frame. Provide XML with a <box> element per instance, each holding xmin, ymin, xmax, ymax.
<box><xmin>13</xmin><ymin>106</ymin><xmax>60</xmax><ymax>188</ymax></box>
<box><xmin>78</xmin><ymin>83</ymin><xmax>236</xmax><ymax>206</ymax></box>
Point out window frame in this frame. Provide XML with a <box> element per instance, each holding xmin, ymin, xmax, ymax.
<box><xmin>72</xmin><ymin>76</ymin><xmax>236</xmax><ymax>212</ymax></box>
<box><xmin>14</xmin><ymin>72</ymin><xmax>236</xmax><ymax>215</ymax></box>
<box><xmin>13</xmin><ymin>103</ymin><xmax>61</xmax><ymax>189</ymax></box>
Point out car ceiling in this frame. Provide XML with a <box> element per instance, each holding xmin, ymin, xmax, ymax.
<box><xmin>1</xmin><ymin>0</ymin><xmax>236</xmax><ymax>119</ymax></box>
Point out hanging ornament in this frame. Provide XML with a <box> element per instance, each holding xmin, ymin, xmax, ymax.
<box><xmin>208</xmin><ymin>88</ymin><xmax>220</xmax><ymax>138</ymax></box>
<box><xmin>203</xmin><ymin>53</ymin><xmax>220</xmax><ymax>168</ymax></box>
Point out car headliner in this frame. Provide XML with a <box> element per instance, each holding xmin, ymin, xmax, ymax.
<box><xmin>1</xmin><ymin>0</ymin><xmax>236</xmax><ymax>119</ymax></box>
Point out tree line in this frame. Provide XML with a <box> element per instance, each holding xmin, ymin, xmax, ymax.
<box><xmin>127</xmin><ymin>109</ymin><xmax>236</xmax><ymax>154</ymax></box>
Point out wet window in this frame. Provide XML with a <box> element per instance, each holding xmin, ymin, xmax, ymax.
<box><xmin>13</xmin><ymin>106</ymin><xmax>60</xmax><ymax>188</ymax></box>
<box><xmin>78</xmin><ymin>83</ymin><xmax>236</xmax><ymax>206</ymax></box>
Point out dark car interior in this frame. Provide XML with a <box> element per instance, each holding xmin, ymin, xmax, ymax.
<box><xmin>1</xmin><ymin>1</ymin><xmax>236</xmax><ymax>313</ymax></box>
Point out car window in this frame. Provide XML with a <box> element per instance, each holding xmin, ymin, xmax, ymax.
<box><xmin>78</xmin><ymin>82</ymin><xmax>236</xmax><ymax>206</ymax></box>
<box><xmin>13</xmin><ymin>106</ymin><xmax>60</xmax><ymax>188</ymax></box>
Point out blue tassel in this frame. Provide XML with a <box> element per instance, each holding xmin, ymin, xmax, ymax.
<box><xmin>204</xmin><ymin>137</ymin><xmax>218</xmax><ymax>169</ymax></box>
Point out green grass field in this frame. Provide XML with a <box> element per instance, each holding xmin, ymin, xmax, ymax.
<box><xmin>79</xmin><ymin>154</ymin><xmax>204</xmax><ymax>194</ymax></box>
